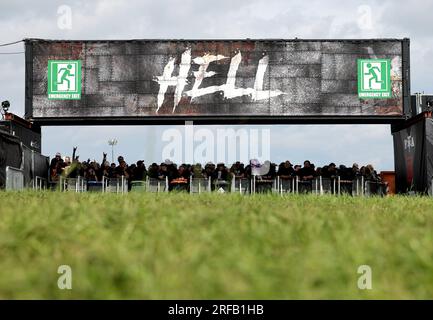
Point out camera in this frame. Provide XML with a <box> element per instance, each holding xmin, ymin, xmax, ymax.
<box><xmin>1</xmin><ymin>100</ymin><xmax>10</xmax><ymax>113</ymax></box>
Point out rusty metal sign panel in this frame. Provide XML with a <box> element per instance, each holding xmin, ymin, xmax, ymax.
<box><xmin>24</xmin><ymin>39</ymin><xmax>410</xmax><ymax>125</ymax></box>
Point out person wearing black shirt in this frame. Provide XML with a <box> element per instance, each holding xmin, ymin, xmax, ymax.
<box><xmin>277</xmin><ymin>161</ymin><xmax>295</xmax><ymax>179</ymax></box>
<box><xmin>134</xmin><ymin>161</ymin><xmax>147</xmax><ymax>181</ymax></box>
<box><xmin>212</xmin><ymin>163</ymin><xmax>228</xmax><ymax>181</ymax></box>
<box><xmin>50</xmin><ymin>152</ymin><xmax>63</xmax><ymax>170</ymax></box>
<box><xmin>158</xmin><ymin>163</ymin><xmax>169</xmax><ymax>181</ymax></box>
<box><xmin>230</xmin><ymin>161</ymin><xmax>245</xmax><ymax>178</ymax></box>
<box><xmin>115</xmin><ymin>160</ymin><xmax>129</xmax><ymax>179</ymax></box>
<box><xmin>298</xmin><ymin>160</ymin><xmax>316</xmax><ymax>181</ymax></box>
<box><xmin>322</xmin><ymin>163</ymin><xmax>338</xmax><ymax>179</ymax></box>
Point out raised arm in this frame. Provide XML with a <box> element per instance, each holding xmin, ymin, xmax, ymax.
<box><xmin>72</xmin><ymin>146</ymin><xmax>77</xmax><ymax>161</ymax></box>
<box><xmin>102</xmin><ymin>152</ymin><xmax>107</xmax><ymax>165</ymax></box>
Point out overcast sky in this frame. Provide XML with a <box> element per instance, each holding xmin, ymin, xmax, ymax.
<box><xmin>1</xmin><ymin>0</ymin><xmax>432</xmax><ymax>170</ymax></box>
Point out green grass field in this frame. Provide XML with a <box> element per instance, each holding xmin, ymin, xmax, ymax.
<box><xmin>0</xmin><ymin>191</ymin><xmax>432</xmax><ymax>299</ymax></box>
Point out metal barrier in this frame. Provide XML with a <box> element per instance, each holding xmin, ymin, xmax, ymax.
<box><xmin>190</xmin><ymin>177</ymin><xmax>211</xmax><ymax>193</ymax></box>
<box><xmin>365</xmin><ymin>180</ymin><xmax>387</xmax><ymax>196</ymax></box>
<box><xmin>10</xmin><ymin>172</ymin><xmax>388</xmax><ymax>197</ymax></box>
<box><xmin>311</xmin><ymin>176</ymin><xmax>334</xmax><ymax>195</ymax></box>
<box><xmin>250</xmin><ymin>176</ymin><xmax>281</xmax><ymax>194</ymax></box>
<box><xmin>268</xmin><ymin>175</ymin><xmax>383</xmax><ymax>197</ymax></box>
<box><xmin>5</xmin><ymin>166</ymin><xmax>24</xmax><ymax>190</ymax></box>
<box><xmin>313</xmin><ymin>176</ymin><xmax>323</xmax><ymax>195</ymax></box>
<box><xmin>319</xmin><ymin>177</ymin><xmax>333</xmax><ymax>194</ymax></box>
<box><xmin>231</xmin><ymin>177</ymin><xmax>250</xmax><ymax>194</ymax></box>
<box><xmin>102</xmin><ymin>176</ymin><xmax>128</xmax><ymax>193</ymax></box>
<box><xmin>87</xmin><ymin>180</ymin><xmax>103</xmax><ymax>192</ymax></box>
<box><xmin>250</xmin><ymin>176</ymin><xmax>298</xmax><ymax>194</ymax></box>
<box><xmin>48</xmin><ymin>180</ymin><xmax>61</xmax><ymax>191</ymax></box>
<box><xmin>313</xmin><ymin>176</ymin><xmax>368</xmax><ymax>196</ymax></box>
<box><xmin>251</xmin><ymin>176</ymin><xmax>256</xmax><ymax>193</ymax></box>
<box><xmin>213</xmin><ymin>179</ymin><xmax>230</xmax><ymax>193</ymax></box>
<box><xmin>146</xmin><ymin>177</ymin><xmax>168</xmax><ymax>193</ymax></box>
<box><xmin>130</xmin><ymin>180</ymin><xmax>147</xmax><ymax>192</ymax></box>
<box><xmin>33</xmin><ymin>176</ymin><xmax>48</xmax><ymax>190</ymax></box>
<box><xmin>353</xmin><ymin>176</ymin><xmax>365</xmax><ymax>196</ymax></box>
<box><xmin>297</xmin><ymin>179</ymin><xmax>313</xmax><ymax>194</ymax></box>
<box><xmin>275</xmin><ymin>176</ymin><xmax>296</xmax><ymax>194</ymax></box>
<box><xmin>60</xmin><ymin>176</ymin><xmax>86</xmax><ymax>192</ymax></box>
<box><xmin>339</xmin><ymin>179</ymin><xmax>355</xmax><ymax>195</ymax></box>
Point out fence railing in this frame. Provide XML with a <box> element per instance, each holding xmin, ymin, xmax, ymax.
<box><xmin>130</xmin><ymin>180</ymin><xmax>147</xmax><ymax>192</ymax></box>
<box><xmin>33</xmin><ymin>176</ymin><xmax>48</xmax><ymax>190</ymax></box>
<box><xmin>245</xmin><ymin>175</ymin><xmax>386</xmax><ymax>196</ymax></box>
<box><xmin>364</xmin><ymin>180</ymin><xmax>387</xmax><ymax>197</ymax></box>
<box><xmin>60</xmin><ymin>176</ymin><xmax>87</xmax><ymax>192</ymax></box>
<box><xmin>213</xmin><ymin>178</ymin><xmax>230</xmax><ymax>193</ymax></box>
<box><xmin>102</xmin><ymin>176</ymin><xmax>128</xmax><ymax>193</ymax></box>
<box><xmin>190</xmin><ymin>177</ymin><xmax>212</xmax><ymax>193</ymax></box>
<box><xmin>231</xmin><ymin>177</ymin><xmax>250</xmax><ymax>194</ymax></box>
<box><xmin>5</xmin><ymin>173</ymin><xmax>387</xmax><ymax>196</ymax></box>
<box><xmin>146</xmin><ymin>177</ymin><xmax>169</xmax><ymax>193</ymax></box>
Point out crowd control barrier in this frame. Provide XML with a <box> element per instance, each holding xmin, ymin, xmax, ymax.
<box><xmin>231</xmin><ymin>177</ymin><xmax>250</xmax><ymax>194</ymax></box>
<box><xmin>146</xmin><ymin>177</ymin><xmax>168</xmax><ymax>193</ymax></box>
<box><xmin>60</xmin><ymin>176</ymin><xmax>87</xmax><ymax>192</ymax></box>
<box><xmin>130</xmin><ymin>180</ymin><xmax>147</xmax><ymax>192</ymax></box>
<box><xmin>102</xmin><ymin>176</ymin><xmax>128</xmax><ymax>193</ymax></box>
<box><xmin>33</xmin><ymin>176</ymin><xmax>48</xmax><ymax>190</ymax></box>
<box><xmin>190</xmin><ymin>177</ymin><xmax>211</xmax><ymax>193</ymax></box>
<box><xmin>10</xmin><ymin>173</ymin><xmax>388</xmax><ymax>197</ymax></box>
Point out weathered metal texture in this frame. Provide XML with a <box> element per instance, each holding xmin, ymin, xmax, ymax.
<box><xmin>25</xmin><ymin>39</ymin><xmax>408</xmax><ymax>124</ymax></box>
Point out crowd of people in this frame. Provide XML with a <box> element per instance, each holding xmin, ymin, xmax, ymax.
<box><xmin>49</xmin><ymin>148</ymin><xmax>382</xmax><ymax>185</ymax></box>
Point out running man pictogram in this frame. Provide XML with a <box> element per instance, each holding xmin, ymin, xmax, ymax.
<box><xmin>57</xmin><ymin>64</ymin><xmax>75</xmax><ymax>90</ymax></box>
<box><xmin>365</xmin><ymin>63</ymin><xmax>382</xmax><ymax>89</ymax></box>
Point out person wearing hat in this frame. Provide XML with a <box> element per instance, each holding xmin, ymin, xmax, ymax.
<box><xmin>328</xmin><ymin>163</ymin><xmax>338</xmax><ymax>178</ymax></box>
<box><xmin>50</xmin><ymin>152</ymin><xmax>64</xmax><ymax>179</ymax></box>
<box><xmin>50</xmin><ymin>152</ymin><xmax>62</xmax><ymax>168</ymax></box>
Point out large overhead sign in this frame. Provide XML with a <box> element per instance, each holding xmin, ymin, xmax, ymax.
<box><xmin>24</xmin><ymin>38</ymin><xmax>410</xmax><ymax>125</ymax></box>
